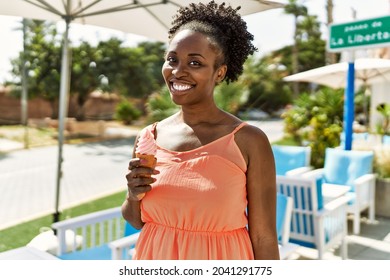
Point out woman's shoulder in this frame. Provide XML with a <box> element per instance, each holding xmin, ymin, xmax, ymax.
<box><xmin>235</xmin><ymin>122</ymin><xmax>272</xmax><ymax>155</ymax></box>
<box><xmin>237</xmin><ymin>122</ymin><xmax>269</xmax><ymax>141</ymax></box>
<box><xmin>235</xmin><ymin>123</ymin><xmax>274</xmax><ymax>169</ymax></box>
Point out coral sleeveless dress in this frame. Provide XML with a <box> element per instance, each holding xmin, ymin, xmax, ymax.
<box><xmin>133</xmin><ymin>122</ymin><xmax>254</xmax><ymax>260</ymax></box>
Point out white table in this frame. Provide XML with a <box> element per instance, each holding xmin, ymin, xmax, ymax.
<box><xmin>0</xmin><ymin>246</ymin><xmax>59</xmax><ymax>260</ymax></box>
<box><xmin>322</xmin><ymin>183</ymin><xmax>351</xmax><ymax>204</ymax></box>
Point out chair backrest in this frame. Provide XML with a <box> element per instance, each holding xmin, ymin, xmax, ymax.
<box><xmin>276</xmin><ymin>193</ymin><xmax>293</xmax><ymax>245</ymax></box>
<box><xmin>272</xmin><ymin>145</ymin><xmax>311</xmax><ymax>175</ymax></box>
<box><xmin>383</xmin><ymin>135</ymin><xmax>390</xmax><ymax>145</ymax></box>
<box><xmin>323</xmin><ymin>148</ymin><xmax>374</xmax><ymax>190</ymax></box>
<box><xmin>340</xmin><ymin>132</ymin><xmax>368</xmax><ymax>141</ymax></box>
<box><xmin>276</xmin><ymin>175</ymin><xmax>322</xmax><ymax>247</ymax></box>
<box><xmin>53</xmin><ymin>207</ymin><xmax>140</xmax><ymax>260</ymax></box>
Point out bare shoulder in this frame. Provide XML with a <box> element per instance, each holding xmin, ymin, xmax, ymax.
<box><xmin>235</xmin><ymin>123</ymin><xmax>273</xmax><ymax>164</ymax></box>
<box><xmin>236</xmin><ymin>123</ymin><xmax>270</xmax><ymax>147</ymax></box>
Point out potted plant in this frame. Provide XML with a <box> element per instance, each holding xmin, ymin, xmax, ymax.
<box><xmin>373</xmin><ymin>146</ymin><xmax>390</xmax><ymax>218</ymax></box>
<box><xmin>375</xmin><ymin>103</ymin><xmax>390</xmax><ymax>142</ymax></box>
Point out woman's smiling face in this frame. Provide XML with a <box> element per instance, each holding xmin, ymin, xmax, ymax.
<box><xmin>162</xmin><ymin>29</ymin><xmax>226</xmax><ymax>106</ymax></box>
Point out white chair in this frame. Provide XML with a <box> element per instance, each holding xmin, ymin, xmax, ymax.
<box><xmin>52</xmin><ymin>207</ymin><xmax>140</xmax><ymax>260</ymax></box>
<box><xmin>276</xmin><ymin>175</ymin><xmax>349</xmax><ymax>260</ymax></box>
<box><xmin>301</xmin><ymin>147</ymin><xmax>376</xmax><ymax>234</ymax></box>
<box><xmin>276</xmin><ymin>192</ymin><xmax>299</xmax><ymax>259</ymax></box>
<box><xmin>272</xmin><ymin>145</ymin><xmax>312</xmax><ymax>176</ymax></box>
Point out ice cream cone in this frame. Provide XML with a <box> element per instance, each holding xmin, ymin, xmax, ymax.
<box><xmin>135</xmin><ymin>153</ymin><xmax>156</xmax><ymax>200</ymax></box>
<box><xmin>136</xmin><ymin>153</ymin><xmax>157</xmax><ymax>169</ymax></box>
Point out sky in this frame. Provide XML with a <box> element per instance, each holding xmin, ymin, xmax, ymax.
<box><xmin>0</xmin><ymin>0</ymin><xmax>389</xmax><ymax>83</ymax></box>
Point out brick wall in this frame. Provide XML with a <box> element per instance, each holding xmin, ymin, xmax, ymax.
<box><xmin>0</xmin><ymin>88</ymin><xmax>121</xmax><ymax>125</ymax></box>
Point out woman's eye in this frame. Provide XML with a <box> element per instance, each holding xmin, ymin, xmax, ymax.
<box><xmin>167</xmin><ymin>56</ymin><xmax>176</xmax><ymax>63</ymax></box>
<box><xmin>189</xmin><ymin>61</ymin><xmax>201</xmax><ymax>66</ymax></box>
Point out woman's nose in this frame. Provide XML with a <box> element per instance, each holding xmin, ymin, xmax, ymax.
<box><xmin>172</xmin><ymin>63</ymin><xmax>187</xmax><ymax>77</ymax></box>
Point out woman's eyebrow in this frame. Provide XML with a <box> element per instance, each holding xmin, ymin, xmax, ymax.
<box><xmin>165</xmin><ymin>51</ymin><xmax>205</xmax><ymax>59</ymax></box>
<box><xmin>188</xmin><ymin>53</ymin><xmax>205</xmax><ymax>59</ymax></box>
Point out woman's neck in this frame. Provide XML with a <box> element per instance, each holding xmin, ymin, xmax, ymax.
<box><xmin>178</xmin><ymin>106</ymin><xmax>226</xmax><ymax>127</ymax></box>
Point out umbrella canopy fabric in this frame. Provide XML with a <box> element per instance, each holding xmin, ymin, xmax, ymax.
<box><xmin>283</xmin><ymin>58</ymin><xmax>390</xmax><ymax>89</ymax></box>
<box><xmin>0</xmin><ymin>0</ymin><xmax>284</xmax><ymax>42</ymax></box>
<box><xmin>0</xmin><ymin>0</ymin><xmax>284</xmax><ymax>223</ymax></box>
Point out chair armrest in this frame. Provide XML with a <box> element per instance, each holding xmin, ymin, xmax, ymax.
<box><xmin>317</xmin><ymin>196</ymin><xmax>350</xmax><ymax>217</ymax></box>
<box><xmin>352</xmin><ymin>173</ymin><xmax>376</xmax><ymax>205</ymax></box>
<box><xmin>301</xmin><ymin>168</ymin><xmax>324</xmax><ymax>179</ymax></box>
<box><xmin>354</xmin><ymin>173</ymin><xmax>376</xmax><ymax>187</ymax></box>
<box><xmin>109</xmin><ymin>232</ymin><xmax>140</xmax><ymax>260</ymax></box>
<box><xmin>324</xmin><ymin>196</ymin><xmax>350</xmax><ymax>211</ymax></box>
<box><xmin>286</xmin><ymin>166</ymin><xmax>313</xmax><ymax>176</ymax></box>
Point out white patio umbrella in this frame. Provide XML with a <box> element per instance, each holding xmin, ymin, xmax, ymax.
<box><xmin>283</xmin><ymin>58</ymin><xmax>390</xmax><ymax>151</ymax></box>
<box><xmin>283</xmin><ymin>58</ymin><xmax>390</xmax><ymax>89</ymax></box>
<box><xmin>0</xmin><ymin>0</ymin><xmax>284</xmax><ymax>223</ymax></box>
<box><xmin>0</xmin><ymin>0</ymin><xmax>284</xmax><ymax>42</ymax></box>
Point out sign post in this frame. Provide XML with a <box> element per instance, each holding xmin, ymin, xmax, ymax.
<box><xmin>328</xmin><ymin>15</ymin><xmax>390</xmax><ymax>150</ymax></box>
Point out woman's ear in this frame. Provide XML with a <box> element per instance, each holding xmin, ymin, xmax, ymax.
<box><xmin>216</xmin><ymin>64</ymin><xmax>227</xmax><ymax>84</ymax></box>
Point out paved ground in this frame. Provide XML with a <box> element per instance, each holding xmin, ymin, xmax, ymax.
<box><xmin>0</xmin><ymin>137</ymin><xmax>137</xmax><ymax>230</ymax></box>
<box><xmin>289</xmin><ymin>216</ymin><xmax>390</xmax><ymax>260</ymax></box>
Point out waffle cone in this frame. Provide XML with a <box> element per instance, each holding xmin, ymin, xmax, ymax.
<box><xmin>135</xmin><ymin>153</ymin><xmax>156</xmax><ymax>201</ymax></box>
<box><xmin>136</xmin><ymin>153</ymin><xmax>157</xmax><ymax>169</ymax></box>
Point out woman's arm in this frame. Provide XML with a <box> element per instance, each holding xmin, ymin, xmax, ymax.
<box><xmin>236</xmin><ymin>125</ymin><xmax>280</xmax><ymax>260</ymax></box>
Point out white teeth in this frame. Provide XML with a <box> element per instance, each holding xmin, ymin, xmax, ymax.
<box><xmin>172</xmin><ymin>83</ymin><xmax>192</xmax><ymax>91</ymax></box>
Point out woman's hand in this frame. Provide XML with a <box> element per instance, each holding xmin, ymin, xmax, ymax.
<box><xmin>126</xmin><ymin>157</ymin><xmax>158</xmax><ymax>201</ymax></box>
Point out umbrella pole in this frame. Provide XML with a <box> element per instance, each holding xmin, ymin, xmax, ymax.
<box><xmin>54</xmin><ymin>18</ymin><xmax>71</xmax><ymax>226</ymax></box>
<box><xmin>21</xmin><ymin>19</ymin><xmax>29</xmax><ymax>149</ymax></box>
<box><xmin>343</xmin><ymin>57</ymin><xmax>355</xmax><ymax>151</ymax></box>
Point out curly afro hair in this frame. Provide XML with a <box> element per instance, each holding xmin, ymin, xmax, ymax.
<box><xmin>168</xmin><ymin>1</ymin><xmax>258</xmax><ymax>84</ymax></box>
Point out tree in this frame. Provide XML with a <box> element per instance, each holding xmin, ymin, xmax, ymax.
<box><xmin>6</xmin><ymin>22</ymin><xmax>167</xmax><ymax>120</ymax></box>
<box><xmin>95</xmin><ymin>39</ymin><xmax>165</xmax><ymax>107</ymax></box>
<box><xmin>214</xmin><ymin>79</ymin><xmax>249</xmax><ymax>115</ymax></box>
<box><xmin>70</xmin><ymin>41</ymin><xmax>100</xmax><ymax>120</ymax></box>
<box><xmin>239</xmin><ymin>56</ymin><xmax>291</xmax><ymax>115</ymax></box>
<box><xmin>238</xmin><ymin>7</ymin><xmax>327</xmax><ymax>116</ymax></box>
<box><xmin>9</xmin><ymin>20</ymin><xmax>62</xmax><ymax>118</ymax></box>
<box><xmin>284</xmin><ymin>0</ymin><xmax>308</xmax><ymax>97</ymax></box>
<box><xmin>270</xmin><ymin>12</ymin><xmax>327</xmax><ymax>95</ymax></box>
<box><xmin>325</xmin><ymin>0</ymin><xmax>338</xmax><ymax>64</ymax></box>
<box><xmin>137</xmin><ymin>41</ymin><xmax>166</xmax><ymax>87</ymax></box>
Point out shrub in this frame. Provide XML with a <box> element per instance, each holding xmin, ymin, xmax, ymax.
<box><xmin>114</xmin><ymin>99</ymin><xmax>141</xmax><ymax>125</ymax></box>
<box><xmin>374</xmin><ymin>147</ymin><xmax>390</xmax><ymax>179</ymax></box>
<box><xmin>376</xmin><ymin>103</ymin><xmax>390</xmax><ymax>136</ymax></box>
<box><xmin>214</xmin><ymin>82</ymin><xmax>248</xmax><ymax>115</ymax></box>
<box><xmin>282</xmin><ymin>88</ymin><xmax>344</xmax><ymax>168</ymax></box>
<box><xmin>146</xmin><ymin>86</ymin><xmax>179</xmax><ymax>123</ymax></box>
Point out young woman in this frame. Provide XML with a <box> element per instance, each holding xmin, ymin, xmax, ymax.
<box><xmin>122</xmin><ymin>1</ymin><xmax>279</xmax><ymax>260</ymax></box>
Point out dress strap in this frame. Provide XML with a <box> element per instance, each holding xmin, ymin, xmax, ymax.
<box><xmin>150</xmin><ymin>122</ymin><xmax>158</xmax><ymax>139</ymax></box>
<box><xmin>232</xmin><ymin>122</ymin><xmax>247</xmax><ymax>134</ymax></box>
